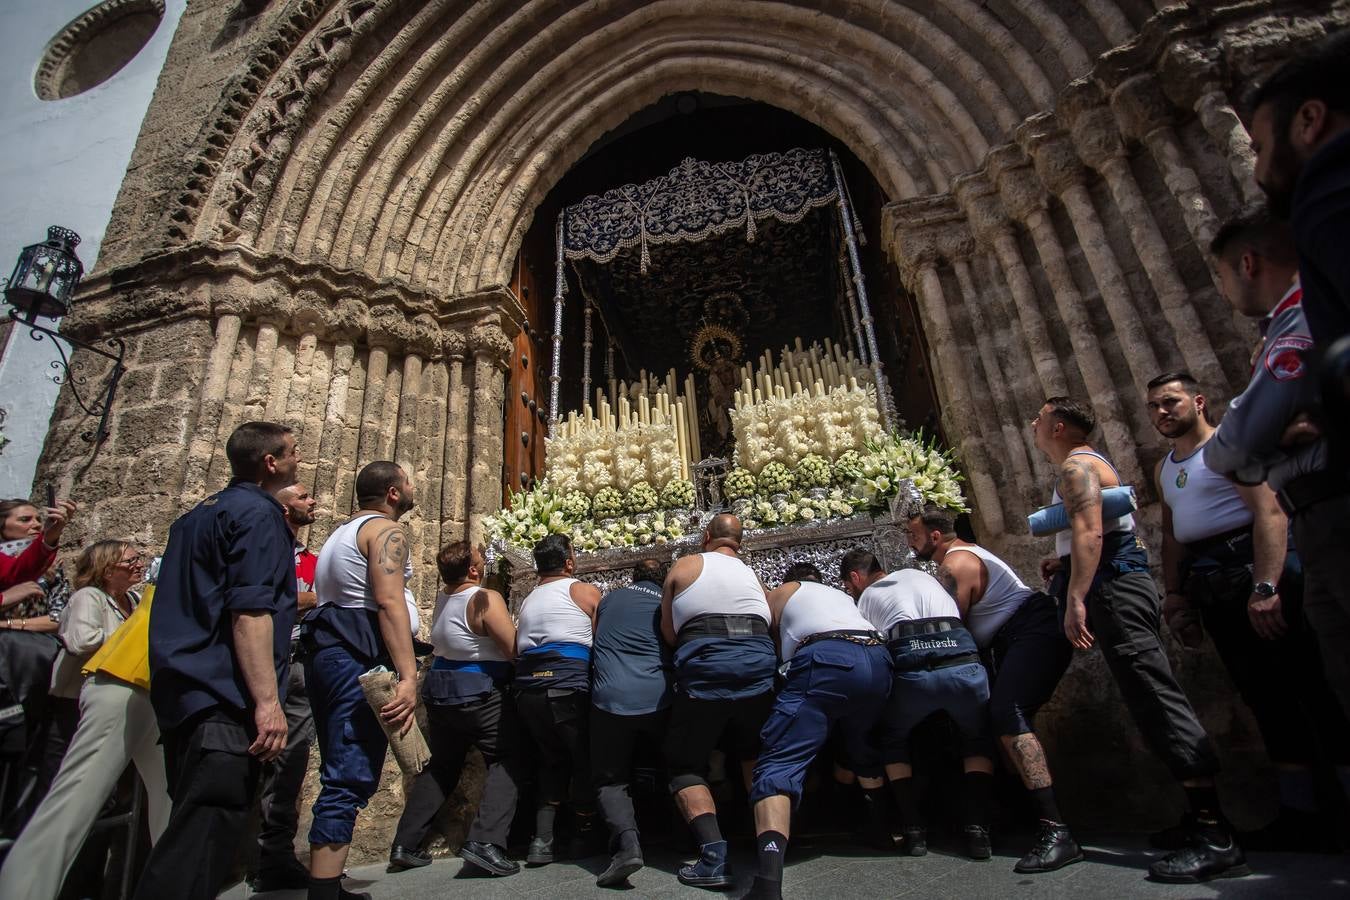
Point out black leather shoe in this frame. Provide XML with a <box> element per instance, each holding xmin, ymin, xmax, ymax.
<box><xmin>459</xmin><ymin>840</ymin><xmax>519</xmax><ymax>876</ymax></box>
<box><xmin>526</xmin><ymin>835</ymin><xmax>555</xmax><ymax>866</ymax></box>
<box><xmin>965</xmin><ymin>825</ymin><xmax>992</xmax><ymax>860</ymax></box>
<box><xmin>901</xmin><ymin>827</ymin><xmax>927</xmax><ymax>857</ymax></box>
<box><xmin>388</xmin><ymin>844</ymin><xmax>432</xmax><ymax>871</ymax></box>
<box><xmin>1014</xmin><ymin>820</ymin><xmax>1085</xmax><ymax>873</ymax></box>
<box><xmin>1147</xmin><ymin>835</ymin><xmax>1251</xmax><ymax>883</ymax></box>
<box><xmin>249</xmin><ymin>865</ymin><xmax>310</xmax><ymax>891</ymax></box>
<box><xmin>1149</xmin><ymin>812</ymin><xmax>1199</xmax><ymax>850</ymax></box>
<box><xmin>596</xmin><ymin>849</ymin><xmax>644</xmax><ymax>887</ymax></box>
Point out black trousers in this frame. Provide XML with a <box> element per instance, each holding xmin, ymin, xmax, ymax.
<box><xmin>393</xmin><ymin>689</ymin><xmax>525</xmax><ymax>849</ymax></box>
<box><xmin>133</xmin><ymin>708</ymin><xmax>262</xmax><ymax>900</ymax></box>
<box><xmin>984</xmin><ymin>593</ymin><xmax>1073</xmax><ymax>738</ymax></box>
<box><xmin>590</xmin><ymin>706</ymin><xmax>669</xmax><ymax>845</ymax></box>
<box><xmin>1189</xmin><ymin>558</ymin><xmax>1350</xmax><ymax>765</ymax></box>
<box><xmin>1083</xmin><ymin>571</ymin><xmax>1220</xmax><ymax>781</ymax></box>
<box><xmin>515</xmin><ymin>688</ymin><xmax>593</xmax><ymax>810</ymax></box>
<box><xmin>255</xmin><ymin>661</ymin><xmax>315</xmax><ymax>874</ymax></box>
<box><xmin>1292</xmin><ymin>494</ymin><xmax>1350</xmax><ymax>722</ymax></box>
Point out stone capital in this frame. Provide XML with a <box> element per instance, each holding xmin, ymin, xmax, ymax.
<box><xmin>882</xmin><ymin>196</ymin><xmax>972</xmax><ymax>291</ymax></box>
<box><xmin>1157</xmin><ymin>40</ymin><xmax>1225</xmax><ymax>110</ymax></box>
<box><xmin>1059</xmin><ymin>81</ymin><xmax>1127</xmax><ymax>171</ymax></box>
<box><xmin>1016</xmin><ymin>113</ymin><xmax>1085</xmax><ymax>197</ymax></box>
<box><xmin>291</xmin><ymin>289</ymin><xmax>329</xmax><ymax>337</ymax></box>
<box><xmin>442</xmin><ymin>329</ymin><xmax>467</xmax><ymax>359</ymax></box>
<box><xmin>1110</xmin><ymin>74</ymin><xmax>1175</xmax><ymax>143</ymax></box>
<box><xmin>468</xmin><ymin>323</ymin><xmax>513</xmax><ymax>365</ymax></box>
<box><xmin>987</xmin><ymin>144</ymin><xmax>1046</xmax><ymax>223</ymax></box>
<box><xmin>952</xmin><ymin>173</ymin><xmax>1010</xmax><ymax>246</ymax></box>
<box><xmin>365</xmin><ymin>304</ymin><xmax>407</xmax><ymax>351</ymax></box>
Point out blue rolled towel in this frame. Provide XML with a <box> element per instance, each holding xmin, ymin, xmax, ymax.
<box><xmin>1027</xmin><ymin>486</ymin><xmax>1138</xmax><ymax>536</ymax></box>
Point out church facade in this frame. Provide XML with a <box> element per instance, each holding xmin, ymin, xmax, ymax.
<box><xmin>35</xmin><ymin>0</ymin><xmax>1349</xmax><ymax>860</ymax></box>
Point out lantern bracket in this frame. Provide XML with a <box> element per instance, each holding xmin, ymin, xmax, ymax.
<box><xmin>5</xmin><ymin>306</ymin><xmax>126</xmax><ymax>444</ymax></box>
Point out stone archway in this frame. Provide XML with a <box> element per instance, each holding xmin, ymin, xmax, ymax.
<box><xmin>37</xmin><ymin>0</ymin><xmax>1350</xmax><ymax>860</ymax></box>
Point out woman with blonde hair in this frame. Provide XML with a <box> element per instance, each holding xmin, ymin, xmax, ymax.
<box><xmin>0</xmin><ymin>541</ymin><xmax>171</xmax><ymax>900</ymax></box>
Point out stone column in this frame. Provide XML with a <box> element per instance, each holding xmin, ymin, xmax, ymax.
<box><xmin>467</xmin><ymin>324</ymin><xmax>512</xmax><ymax>545</ymax></box>
<box><xmin>1063</xmin><ymin>95</ymin><xmax>1231</xmax><ymax>401</ymax></box>
<box><xmin>950</xmin><ymin>258</ymin><xmax>1037</xmax><ymax>508</ymax></box>
<box><xmin>1111</xmin><ymin>74</ymin><xmax>1223</xmax><ymax>267</ymax></box>
<box><xmin>953</xmin><ymin>173</ymin><xmax>1068</xmax><ymax>400</ymax></box>
<box><xmin>181</xmin><ymin>310</ymin><xmax>243</xmax><ymax>503</ymax></box>
<box><xmin>206</xmin><ymin>317</ymin><xmax>259</xmax><ymax>490</ymax></box>
<box><xmin>395</xmin><ymin>353</ymin><xmax>423</xmax><ymax>471</ymax></box>
<box><xmin>1018</xmin><ymin>114</ymin><xmax>1161</xmax><ymax>398</ymax></box>
<box><xmin>440</xmin><ymin>332</ymin><xmax>469</xmax><ymax>547</ymax></box>
<box><xmin>242</xmin><ymin>320</ymin><xmax>280</xmax><ymax>422</ymax></box>
<box><xmin>1159</xmin><ymin>47</ymin><xmax>1262</xmax><ymax>205</ymax></box>
<box><xmin>356</xmin><ymin>344</ymin><xmax>390</xmax><ymax>466</ymax></box>
<box><xmin>264</xmin><ymin>336</ymin><xmax>297</xmax><ymax>422</ymax></box>
<box><xmin>887</xmin><ymin>206</ymin><xmax>1006</xmax><ymax>537</ymax></box>
<box><xmin>989</xmin><ymin>146</ymin><xmax>1144</xmax><ymax>487</ymax></box>
<box><xmin>312</xmin><ymin>340</ymin><xmax>356</xmax><ymax>541</ymax></box>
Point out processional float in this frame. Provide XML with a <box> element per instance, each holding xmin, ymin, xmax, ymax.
<box><xmin>486</xmin><ymin>148</ymin><xmax>968</xmax><ymax>599</ymax></box>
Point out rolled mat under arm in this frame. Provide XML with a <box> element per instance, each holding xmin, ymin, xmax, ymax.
<box><xmin>358</xmin><ymin>668</ymin><xmax>431</xmax><ymax>776</ymax></box>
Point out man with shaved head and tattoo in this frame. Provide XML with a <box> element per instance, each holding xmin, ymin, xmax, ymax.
<box><xmin>303</xmin><ymin>461</ymin><xmax>421</xmax><ymax>900</ymax></box>
<box><xmin>1031</xmin><ymin>398</ymin><xmax>1244</xmax><ymax>885</ymax></box>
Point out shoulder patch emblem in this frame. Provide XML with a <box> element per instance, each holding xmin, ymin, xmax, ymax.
<box><xmin>1265</xmin><ymin>334</ymin><xmax>1313</xmax><ymax>381</ymax></box>
<box><xmin>1175</xmin><ymin>468</ymin><xmax>1188</xmax><ymax>489</ymax></box>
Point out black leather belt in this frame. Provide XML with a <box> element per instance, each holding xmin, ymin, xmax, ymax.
<box><xmin>797</xmin><ymin>629</ymin><xmax>883</xmax><ymax>651</ymax></box>
<box><xmin>886</xmin><ymin>617</ymin><xmax>965</xmax><ymax>642</ymax></box>
<box><xmin>677</xmin><ymin>614</ymin><xmax>770</xmax><ymax>647</ymax></box>
<box><xmin>1276</xmin><ymin>469</ymin><xmax>1350</xmax><ymax>517</ymax></box>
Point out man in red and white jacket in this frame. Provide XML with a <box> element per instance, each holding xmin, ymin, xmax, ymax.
<box><xmin>1206</xmin><ymin>208</ymin><xmax>1350</xmax><ymax>731</ymax></box>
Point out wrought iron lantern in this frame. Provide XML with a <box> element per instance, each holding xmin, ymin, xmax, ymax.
<box><xmin>6</xmin><ymin>227</ymin><xmax>84</xmax><ymax>320</ymax></box>
<box><xmin>3</xmin><ymin>226</ymin><xmax>125</xmax><ymax>443</ymax></box>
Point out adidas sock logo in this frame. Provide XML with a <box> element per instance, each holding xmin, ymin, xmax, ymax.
<box><xmin>764</xmin><ymin>841</ymin><xmax>779</xmax><ymax>852</ymax></box>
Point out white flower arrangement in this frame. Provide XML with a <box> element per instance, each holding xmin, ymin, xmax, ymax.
<box><xmin>659</xmin><ymin>478</ymin><xmax>696</xmax><ymax>509</ymax></box>
<box><xmin>795</xmin><ymin>453</ymin><xmax>832</xmax><ymax>489</ymax></box>
<box><xmin>723</xmin><ymin>467</ymin><xmax>756</xmax><ymax>501</ymax></box>
<box><xmin>852</xmin><ymin>430</ymin><xmax>969</xmax><ymax>513</ymax></box>
<box><xmin>592</xmin><ymin>486</ymin><xmax>624</xmax><ymax>520</ymax></box>
<box><xmin>756</xmin><ymin>461</ymin><xmax>796</xmax><ymax>495</ymax></box>
<box><xmin>624</xmin><ymin>481</ymin><xmax>659</xmax><ymax>515</ymax></box>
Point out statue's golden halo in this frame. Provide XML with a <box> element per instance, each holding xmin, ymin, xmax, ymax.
<box><xmin>690</xmin><ymin>323</ymin><xmax>743</xmax><ymax>371</ymax></box>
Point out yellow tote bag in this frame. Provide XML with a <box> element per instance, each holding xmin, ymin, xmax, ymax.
<box><xmin>83</xmin><ymin>583</ymin><xmax>153</xmax><ymax>690</ymax></box>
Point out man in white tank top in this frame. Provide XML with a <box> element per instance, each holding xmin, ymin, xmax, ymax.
<box><xmin>659</xmin><ymin>513</ymin><xmax>776</xmax><ymax>890</ymax></box>
<box><xmin>1032</xmin><ymin>397</ymin><xmax>1243</xmax><ymax>884</ymax></box>
<box><xmin>744</xmin><ymin>563</ymin><xmax>890</xmax><ymax>900</ymax></box>
<box><xmin>840</xmin><ymin>550</ymin><xmax>994</xmax><ymax>862</ymax></box>
<box><xmin>906</xmin><ymin>508</ymin><xmax>1080</xmax><ymax>873</ymax></box>
<box><xmin>303</xmin><ymin>461</ymin><xmax>420</xmax><ymax>900</ymax></box>
<box><xmin>1148</xmin><ymin>373</ymin><xmax>1350</xmax><ymax>847</ymax></box>
<box><xmin>390</xmin><ymin>541</ymin><xmax>524</xmax><ymax>878</ymax></box>
<box><xmin>512</xmin><ymin>534</ymin><xmax>601</xmax><ymax>867</ymax></box>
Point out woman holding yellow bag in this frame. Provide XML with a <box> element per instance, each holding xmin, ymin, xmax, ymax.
<box><xmin>0</xmin><ymin>550</ymin><xmax>170</xmax><ymax>900</ymax></box>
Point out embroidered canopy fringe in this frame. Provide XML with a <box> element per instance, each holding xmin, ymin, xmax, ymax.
<box><xmin>560</xmin><ymin>148</ymin><xmax>838</xmax><ymax>274</ymax></box>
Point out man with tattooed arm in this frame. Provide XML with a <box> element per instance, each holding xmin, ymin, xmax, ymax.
<box><xmin>302</xmin><ymin>461</ymin><xmax>421</xmax><ymax>900</ymax></box>
<box><xmin>1031</xmin><ymin>398</ymin><xmax>1246</xmax><ymax>885</ymax></box>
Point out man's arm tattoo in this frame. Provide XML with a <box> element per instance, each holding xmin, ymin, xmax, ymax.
<box><xmin>1059</xmin><ymin>457</ymin><xmax>1101</xmax><ymax>517</ymax></box>
<box><xmin>377</xmin><ymin>528</ymin><xmax>409</xmax><ymax>575</ymax></box>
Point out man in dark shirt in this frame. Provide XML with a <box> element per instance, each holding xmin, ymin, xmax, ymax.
<box><xmin>134</xmin><ymin>421</ymin><xmax>299</xmax><ymax>900</ymax></box>
<box><xmin>589</xmin><ymin>558</ymin><xmax>673</xmax><ymax>888</ymax></box>
<box><xmin>1245</xmin><ymin>29</ymin><xmax>1350</xmax><ymax>346</ymax></box>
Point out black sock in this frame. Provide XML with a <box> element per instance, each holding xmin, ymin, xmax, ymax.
<box><xmin>965</xmin><ymin>772</ymin><xmax>993</xmax><ymax>829</ymax></box>
<box><xmin>535</xmin><ymin>804</ymin><xmax>557</xmax><ymax>840</ymax></box>
<box><xmin>1029</xmin><ymin>786</ymin><xmax>1063</xmax><ymax>825</ymax></box>
<box><xmin>576</xmin><ymin>809</ymin><xmax>598</xmax><ymax>832</ymax></box>
<box><xmin>889</xmin><ymin>778</ymin><xmax>922</xmax><ymax>828</ymax></box>
<box><xmin>757</xmin><ymin>830</ymin><xmax>787</xmax><ymax>882</ymax></box>
<box><xmin>1185</xmin><ymin>785</ymin><xmax>1228</xmax><ymax>836</ymax></box>
<box><xmin>690</xmin><ymin>812</ymin><xmax>723</xmax><ymax>847</ymax></box>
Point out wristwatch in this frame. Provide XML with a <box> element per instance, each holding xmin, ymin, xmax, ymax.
<box><xmin>1253</xmin><ymin>581</ymin><xmax>1277</xmax><ymax>598</ymax></box>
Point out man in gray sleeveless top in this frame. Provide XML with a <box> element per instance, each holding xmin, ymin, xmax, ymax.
<box><xmin>907</xmin><ymin>506</ymin><xmax>1079</xmax><ymax>873</ymax></box>
<box><xmin>1148</xmin><ymin>372</ymin><xmax>1350</xmax><ymax>850</ymax></box>
<box><xmin>589</xmin><ymin>558</ymin><xmax>673</xmax><ymax>887</ymax></box>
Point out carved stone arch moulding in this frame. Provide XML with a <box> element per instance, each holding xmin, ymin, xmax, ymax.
<box><xmin>163</xmin><ymin>0</ymin><xmax>370</xmax><ymax>244</ymax></box>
